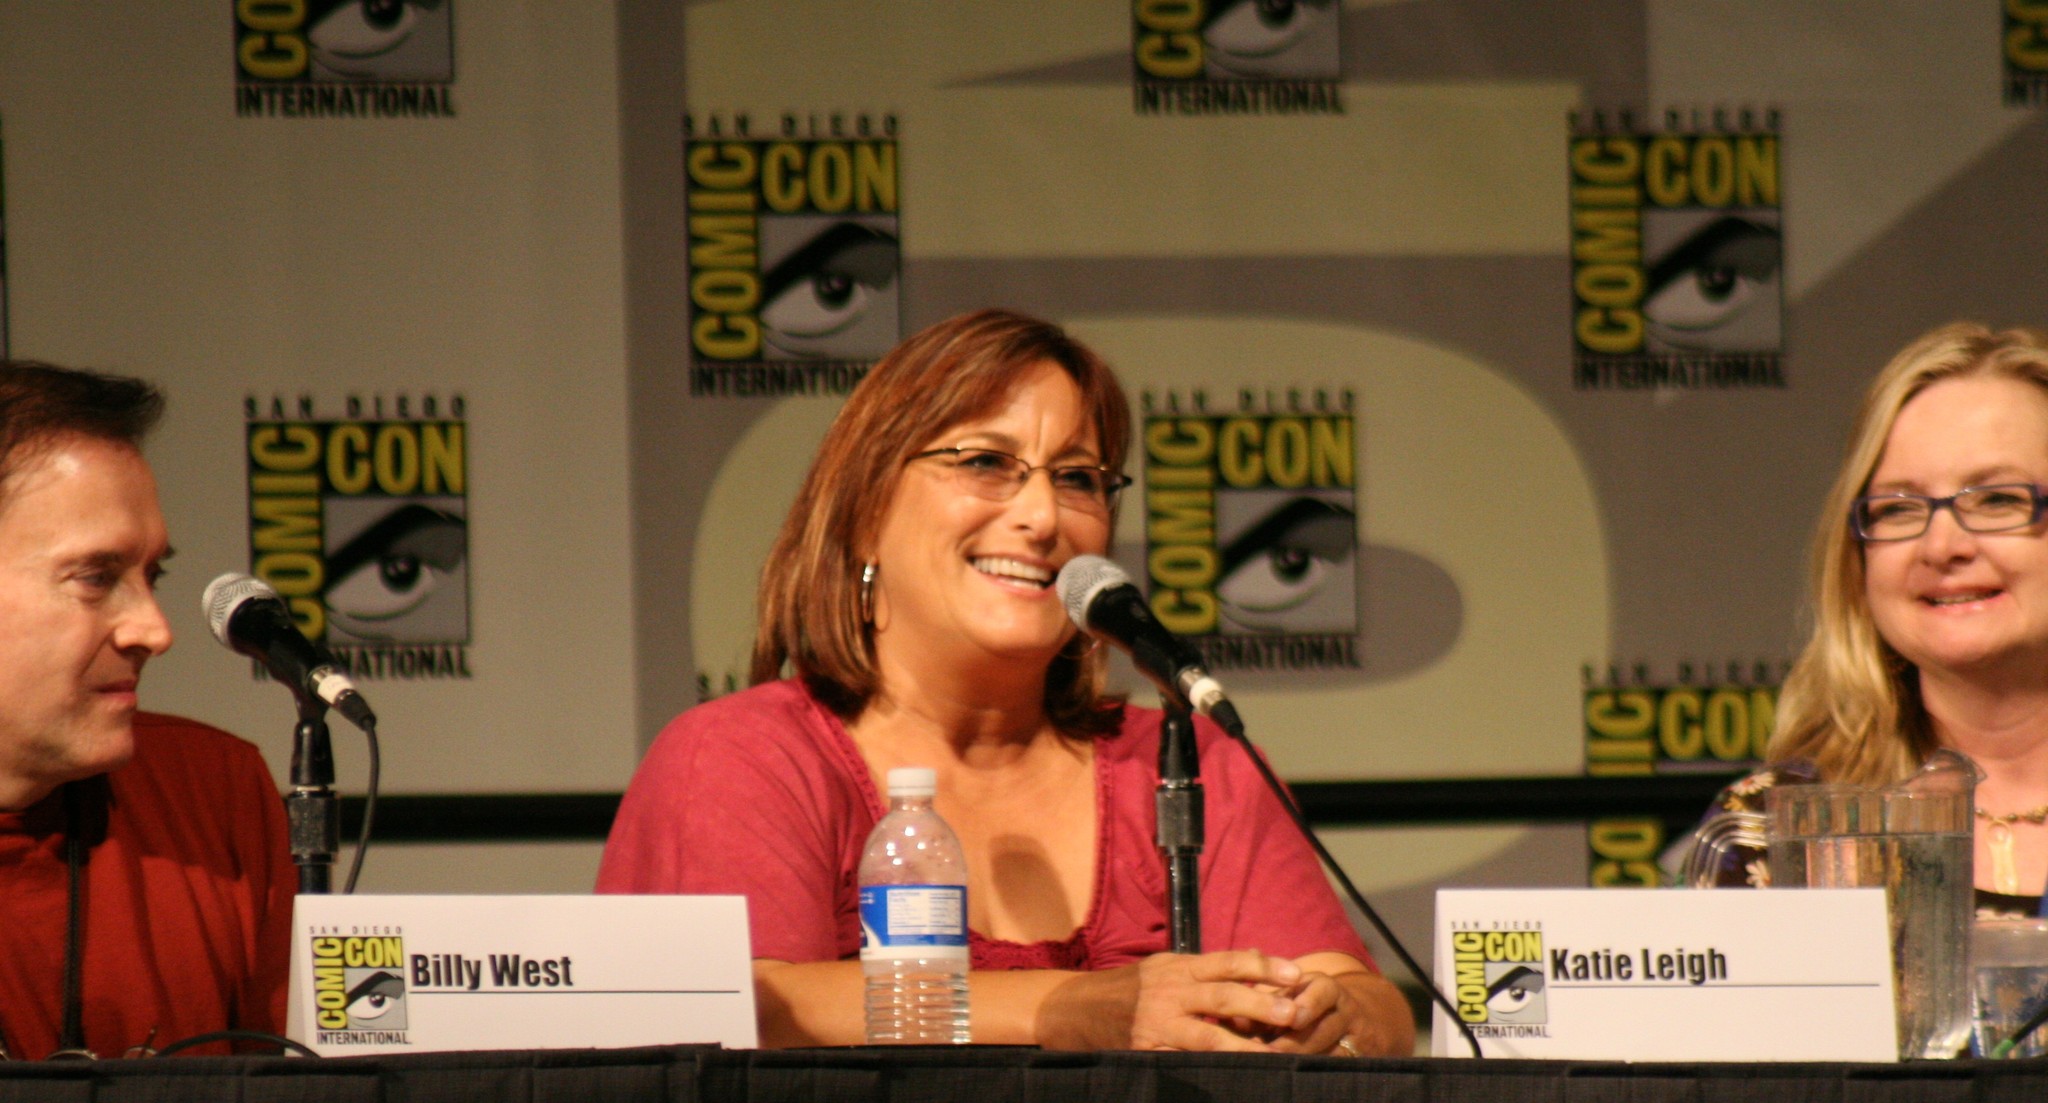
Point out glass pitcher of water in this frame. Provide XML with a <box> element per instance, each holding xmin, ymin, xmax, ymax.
<box><xmin>1677</xmin><ymin>749</ymin><xmax>1980</xmax><ymax>1060</ymax></box>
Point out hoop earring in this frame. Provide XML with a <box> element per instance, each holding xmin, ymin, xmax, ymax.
<box><xmin>859</xmin><ymin>561</ymin><xmax>878</xmax><ymax>626</ymax></box>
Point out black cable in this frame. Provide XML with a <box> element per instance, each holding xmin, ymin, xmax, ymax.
<box><xmin>1219</xmin><ymin>717</ymin><xmax>1485</xmax><ymax>1058</ymax></box>
<box><xmin>343</xmin><ymin>720</ymin><xmax>380</xmax><ymax>895</ymax></box>
<box><xmin>55</xmin><ymin>784</ymin><xmax>90</xmax><ymax>1058</ymax></box>
<box><xmin>149</xmin><ymin>1029</ymin><xmax>320</xmax><ymax>1058</ymax></box>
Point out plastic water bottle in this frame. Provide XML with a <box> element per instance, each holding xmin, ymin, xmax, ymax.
<box><xmin>859</xmin><ymin>766</ymin><xmax>971</xmax><ymax>1044</ymax></box>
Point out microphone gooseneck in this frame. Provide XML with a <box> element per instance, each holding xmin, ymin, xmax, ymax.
<box><xmin>201</xmin><ymin>572</ymin><xmax>377</xmax><ymax>731</ymax></box>
<box><xmin>1055</xmin><ymin>553</ymin><xmax>1483</xmax><ymax>1057</ymax></box>
<box><xmin>202</xmin><ymin>571</ymin><xmax>383</xmax><ymax>897</ymax></box>
<box><xmin>1055</xmin><ymin>554</ymin><xmax>1240</xmax><ymax>735</ymax></box>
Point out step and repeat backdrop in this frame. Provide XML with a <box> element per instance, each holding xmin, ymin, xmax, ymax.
<box><xmin>1</xmin><ymin>1</ymin><xmax>2044</xmax><ymax>959</ymax></box>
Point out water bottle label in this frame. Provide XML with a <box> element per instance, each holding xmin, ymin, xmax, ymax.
<box><xmin>858</xmin><ymin>884</ymin><xmax>969</xmax><ymax>961</ymax></box>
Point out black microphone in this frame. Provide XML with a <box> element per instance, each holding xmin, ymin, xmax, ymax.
<box><xmin>202</xmin><ymin>573</ymin><xmax>377</xmax><ymax>731</ymax></box>
<box><xmin>1056</xmin><ymin>555</ymin><xmax>1241</xmax><ymax>736</ymax></box>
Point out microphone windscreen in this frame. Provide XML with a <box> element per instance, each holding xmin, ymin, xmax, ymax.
<box><xmin>201</xmin><ymin>572</ymin><xmax>279</xmax><ymax>646</ymax></box>
<box><xmin>1055</xmin><ymin>554</ymin><xmax>1130</xmax><ymax>629</ymax></box>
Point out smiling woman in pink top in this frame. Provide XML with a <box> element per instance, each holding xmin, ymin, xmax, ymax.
<box><xmin>599</xmin><ymin>308</ymin><xmax>1411</xmax><ymax>1055</ymax></box>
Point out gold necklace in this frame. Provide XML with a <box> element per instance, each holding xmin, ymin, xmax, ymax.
<box><xmin>1977</xmin><ymin>804</ymin><xmax>2048</xmax><ymax>895</ymax></box>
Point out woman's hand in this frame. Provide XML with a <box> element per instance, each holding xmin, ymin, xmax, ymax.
<box><xmin>1036</xmin><ymin>949</ymin><xmax>1384</xmax><ymax>1052</ymax></box>
<box><xmin>1259</xmin><ymin>953</ymin><xmax>1415</xmax><ymax>1057</ymax></box>
<box><xmin>1124</xmin><ymin>950</ymin><xmax>1311</xmax><ymax>1051</ymax></box>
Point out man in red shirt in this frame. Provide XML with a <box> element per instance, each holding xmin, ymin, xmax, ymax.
<box><xmin>0</xmin><ymin>362</ymin><xmax>294</xmax><ymax>1059</ymax></box>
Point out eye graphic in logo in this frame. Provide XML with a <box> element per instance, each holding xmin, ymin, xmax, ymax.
<box><xmin>1203</xmin><ymin>0</ymin><xmax>1339</xmax><ymax>79</ymax></box>
<box><xmin>324</xmin><ymin>501</ymin><xmax>468</xmax><ymax>643</ymax></box>
<box><xmin>1641</xmin><ymin>214</ymin><xmax>1781</xmax><ymax>353</ymax></box>
<box><xmin>758</xmin><ymin>220</ymin><xmax>901</xmax><ymax>361</ymax></box>
<box><xmin>306</xmin><ymin>0</ymin><xmax>454</xmax><ymax>81</ymax></box>
<box><xmin>1216</xmin><ymin>495</ymin><xmax>1357</xmax><ymax>633</ymax></box>
<box><xmin>344</xmin><ymin>969</ymin><xmax>407</xmax><ymax>1029</ymax></box>
<box><xmin>1484</xmin><ymin>965</ymin><xmax>1546</xmax><ymax>1023</ymax></box>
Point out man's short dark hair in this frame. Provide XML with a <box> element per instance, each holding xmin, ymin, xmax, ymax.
<box><xmin>0</xmin><ymin>361</ymin><xmax>166</xmax><ymax>499</ymax></box>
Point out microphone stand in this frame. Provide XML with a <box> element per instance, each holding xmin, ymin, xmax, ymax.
<box><xmin>287</xmin><ymin>695</ymin><xmax>339</xmax><ymax>895</ymax></box>
<box><xmin>1155</xmin><ymin>696</ymin><xmax>1203</xmax><ymax>953</ymax></box>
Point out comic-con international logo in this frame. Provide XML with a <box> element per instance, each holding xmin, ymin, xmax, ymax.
<box><xmin>2007</xmin><ymin>1</ymin><xmax>2048</xmax><ymax>107</ymax></box>
<box><xmin>235</xmin><ymin>0</ymin><xmax>456</xmax><ymax>119</ymax></box>
<box><xmin>1142</xmin><ymin>390</ymin><xmax>1359</xmax><ymax>673</ymax></box>
<box><xmin>1569</xmin><ymin>108</ymin><xmax>1784</xmax><ymax>391</ymax></box>
<box><xmin>311</xmin><ymin>934</ymin><xmax>410</xmax><ymax>1042</ymax></box>
<box><xmin>684</xmin><ymin>112</ymin><xmax>900</xmax><ymax>399</ymax></box>
<box><xmin>244</xmin><ymin>395</ymin><xmax>472</xmax><ymax>680</ymax></box>
<box><xmin>1582</xmin><ymin>663</ymin><xmax>1782</xmax><ymax>888</ymax></box>
<box><xmin>1132</xmin><ymin>0</ymin><xmax>1344</xmax><ymax>116</ymax></box>
<box><xmin>1451</xmin><ymin>927</ymin><xmax>1547</xmax><ymax>1033</ymax></box>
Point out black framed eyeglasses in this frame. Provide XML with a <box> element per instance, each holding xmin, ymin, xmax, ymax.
<box><xmin>1850</xmin><ymin>483</ymin><xmax>2048</xmax><ymax>541</ymax></box>
<box><xmin>908</xmin><ymin>447</ymin><xmax>1131</xmax><ymax>511</ymax></box>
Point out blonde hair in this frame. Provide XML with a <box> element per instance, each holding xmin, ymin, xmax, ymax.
<box><xmin>1771</xmin><ymin>322</ymin><xmax>2048</xmax><ymax>784</ymax></box>
<box><xmin>750</xmin><ymin>308</ymin><xmax>1131</xmax><ymax>733</ymax></box>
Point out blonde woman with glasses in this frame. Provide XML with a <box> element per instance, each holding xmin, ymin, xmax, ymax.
<box><xmin>1700</xmin><ymin>323</ymin><xmax>2048</xmax><ymax>916</ymax></box>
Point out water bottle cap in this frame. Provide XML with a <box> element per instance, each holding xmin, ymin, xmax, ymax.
<box><xmin>886</xmin><ymin>766</ymin><xmax>937</xmax><ymax>797</ymax></box>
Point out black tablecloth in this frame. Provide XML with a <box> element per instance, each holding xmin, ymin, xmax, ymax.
<box><xmin>2</xmin><ymin>1044</ymin><xmax>2043</xmax><ymax>1102</ymax></box>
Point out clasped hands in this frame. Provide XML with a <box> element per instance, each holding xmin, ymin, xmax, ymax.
<box><xmin>1124</xmin><ymin>949</ymin><xmax>1382</xmax><ymax>1055</ymax></box>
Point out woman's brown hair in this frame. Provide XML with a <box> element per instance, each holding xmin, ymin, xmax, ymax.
<box><xmin>750</xmin><ymin>308</ymin><xmax>1132</xmax><ymax>733</ymax></box>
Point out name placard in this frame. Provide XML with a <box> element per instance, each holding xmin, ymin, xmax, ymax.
<box><xmin>1432</xmin><ymin>888</ymin><xmax>1894</xmax><ymax>1061</ymax></box>
<box><xmin>287</xmin><ymin>894</ymin><xmax>757</xmax><ymax>1055</ymax></box>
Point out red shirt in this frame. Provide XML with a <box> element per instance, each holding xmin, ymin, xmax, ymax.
<box><xmin>0</xmin><ymin>712</ymin><xmax>294</xmax><ymax>1059</ymax></box>
<box><xmin>597</xmin><ymin>680</ymin><xmax>1373</xmax><ymax>970</ymax></box>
